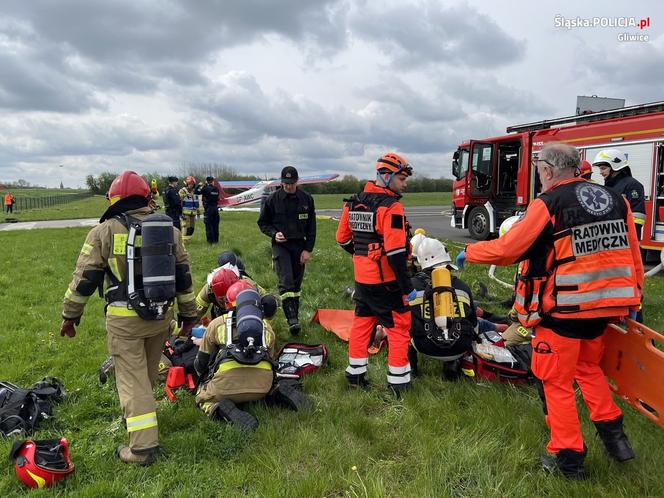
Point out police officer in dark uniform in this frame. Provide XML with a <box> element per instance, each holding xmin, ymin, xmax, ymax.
<box><xmin>200</xmin><ymin>176</ymin><xmax>221</xmax><ymax>243</ymax></box>
<box><xmin>257</xmin><ymin>166</ymin><xmax>316</xmax><ymax>334</ymax></box>
<box><xmin>163</xmin><ymin>176</ymin><xmax>182</xmax><ymax>230</ymax></box>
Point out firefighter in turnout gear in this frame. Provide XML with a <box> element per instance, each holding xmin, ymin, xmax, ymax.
<box><xmin>163</xmin><ymin>176</ymin><xmax>182</xmax><ymax>230</ymax></box>
<box><xmin>179</xmin><ymin>176</ymin><xmax>202</xmax><ymax>242</ymax></box>
<box><xmin>200</xmin><ymin>176</ymin><xmax>221</xmax><ymax>243</ymax></box>
<box><xmin>593</xmin><ymin>148</ymin><xmax>646</xmax><ymax>239</ymax></box>
<box><xmin>335</xmin><ymin>152</ymin><xmax>415</xmax><ymax>395</ymax></box>
<box><xmin>194</xmin><ymin>281</ymin><xmax>309</xmax><ymax>430</ymax></box>
<box><xmin>60</xmin><ymin>171</ymin><xmax>198</xmax><ymax>466</ymax></box>
<box><xmin>459</xmin><ymin>144</ymin><xmax>644</xmax><ymax>479</ymax></box>
<box><xmin>408</xmin><ymin>237</ymin><xmax>477</xmax><ymax>381</ymax></box>
<box><xmin>257</xmin><ymin>166</ymin><xmax>316</xmax><ymax>335</ymax></box>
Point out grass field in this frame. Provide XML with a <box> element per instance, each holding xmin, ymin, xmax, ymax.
<box><xmin>1</xmin><ymin>192</ymin><xmax>452</xmax><ymax>223</ymax></box>
<box><xmin>1</xmin><ymin>211</ymin><xmax>663</xmax><ymax>497</ymax></box>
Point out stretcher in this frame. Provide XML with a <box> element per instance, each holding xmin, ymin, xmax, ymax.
<box><xmin>601</xmin><ymin>320</ymin><xmax>664</xmax><ymax>428</ymax></box>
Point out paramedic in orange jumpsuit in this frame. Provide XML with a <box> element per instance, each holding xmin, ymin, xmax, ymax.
<box><xmin>336</xmin><ymin>152</ymin><xmax>416</xmax><ymax>395</ymax></box>
<box><xmin>457</xmin><ymin>143</ymin><xmax>643</xmax><ymax>479</ymax></box>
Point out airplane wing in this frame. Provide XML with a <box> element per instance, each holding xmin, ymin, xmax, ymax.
<box><xmin>218</xmin><ymin>174</ymin><xmax>338</xmax><ymax>190</ymax></box>
<box><xmin>217</xmin><ymin>180</ymin><xmax>260</xmax><ymax>189</ymax></box>
<box><xmin>296</xmin><ymin>173</ymin><xmax>339</xmax><ymax>185</ymax></box>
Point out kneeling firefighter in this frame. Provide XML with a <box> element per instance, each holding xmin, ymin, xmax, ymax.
<box><xmin>408</xmin><ymin>237</ymin><xmax>477</xmax><ymax>380</ymax></box>
<box><xmin>60</xmin><ymin>171</ymin><xmax>198</xmax><ymax>465</ymax></box>
<box><xmin>194</xmin><ymin>281</ymin><xmax>311</xmax><ymax>430</ymax></box>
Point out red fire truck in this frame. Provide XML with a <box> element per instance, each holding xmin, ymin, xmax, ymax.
<box><xmin>451</xmin><ymin>101</ymin><xmax>664</xmax><ymax>255</ymax></box>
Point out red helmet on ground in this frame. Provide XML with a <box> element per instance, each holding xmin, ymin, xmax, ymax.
<box><xmin>375</xmin><ymin>152</ymin><xmax>412</xmax><ymax>176</ymax></box>
<box><xmin>211</xmin><ymin>268</ymin><xmax>240</xmax><ymax>301</ymax></box>
<box><xmin>107</xmin><ymin>171</ymin><xmax>150</xmax><ymax>205</ymax></box>
<box><xmin>226</xmin><ymin>280</ymin><xmax>256</xmax><ymax>308</ymax></box>
<box><xmin>10</xmin><ymin>438</ymin><xmax>74</xmax><ymax>488</ymax></box>
<box><xmin>579</xmin><ymin>160</ymin><xmax>592</xmax><ymax>177</ymax></box>
<box><xmin>186</xmin><ymin>175</ymin><xmax>196</xmax><ymax>186</ymax></box>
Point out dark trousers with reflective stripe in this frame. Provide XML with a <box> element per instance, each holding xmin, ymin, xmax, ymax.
<box><xmin>107</xmin><ymin>319</ymin><xmax>169</xmax><ymax>452</ymax></box>
<box><xmin>272</xmin><ymin>240</ymin><xmax>306</xmax><ymax>296</ymax></box>
<box><xmin>532</xmin><ymin>326</ymin><xmax>621</xmax><ymax>454</ymax></box>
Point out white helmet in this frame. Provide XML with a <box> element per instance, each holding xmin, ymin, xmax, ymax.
<box><xmin>499</xmin><ymin>215</ymin><xmax>522</xmax><ymax>237</ymax></box>
<box><xmin>410</xmin><ymin>232</ymin><xmax>426</xmax><ymax>258</ymax></box>
<box><xmin>592</xmin><ymin>148</ymin><xmax>629</xmax><ymax>171</ymax></box>
<box><xmin>416</xmin><ymin>237</ymin><xmax>457</xmax><ymax>270</ymax></box>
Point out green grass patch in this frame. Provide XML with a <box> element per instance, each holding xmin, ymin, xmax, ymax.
<box><xmin>2</xmin><ymin>195</ymin><xmax>109</xmax><ymax>222</ymax></box>
<box><xmin>0</xmin><ymin>212</ymin><xmax>663</xmax><ymax>496</ymax></box>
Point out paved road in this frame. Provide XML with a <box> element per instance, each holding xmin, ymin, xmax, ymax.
<box><xmin>0</xmin><ymin>206</ymin><xmax>475</xmax><ymax>243</ymax></box>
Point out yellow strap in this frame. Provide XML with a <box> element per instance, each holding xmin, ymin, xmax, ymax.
<box><xmin>217</xmin><ymin>360</ymin><xmax>273</xmax><ymax>373</ymax></box>
<box><xmin>80</xmin><ymin>243</ymin><xmax>94</xmax><ymax>255</ymax></box>
<box><xmin>107</xmin><ymin>305</ymin><xmax>138</xmax><ymax>317</ymax></box>
<box><xmin>108</xmin><ymin>257</ymin><xmax>122</xmax><ymax>281</ymax></box>
<box><xmin>65</xmin><ymin>288</ymin><xmax>90</xmax><ymax>304</ymax></box>
<box><xmin>195</xmin><ymin>294</ymin><xmax>209</xmax><ymax>308</ymax></box>
<box><xmin>126</xmin><ymin>411</ymin><xmax>158</xmax><ymax>432</ymax></box>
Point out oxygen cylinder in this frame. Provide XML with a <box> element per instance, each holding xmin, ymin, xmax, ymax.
<box><xmin>235</xmin><ymin>288</ymin><xmax>264</xmax><ymax>348</ymax></box>
<box><xmin>141</xmin><ymin>213</ymin><xmax>176</xmax><ymax>301</ymax></box>
<box><xmin>432</xmin><ymin>266</ymin><xmax>454</xmax><ymax>329</ymax></box>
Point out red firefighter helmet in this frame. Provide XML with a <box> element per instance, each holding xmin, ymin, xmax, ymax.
<box><xmin>210</xmin><ymin>268</ymin><xmax>239</xmax><ymax>302</ymax></box>
<box><xmin>10</xmin><ymin>438</ymin><xmax>74</xmax><ymax>489</ymax></box>
<box><xmin>107</xmin><ymin>171</ymin><xmax>150</xmax><ymax>205</ymax></box>
<box><xmin>185</xmin><ymin>175</ymin><xmax>196</xmax><ymax>186</ymax></box>
<box><xmin>375</xmin><ymin>152</ymin><xmax>412</xmax><ymax>176</ymax></box>
<box><xmin>226</xmin><ymin>280</ymin><xmax>256</xmax><ymax>308</ymax></box>
<box><xmin>579</xmin><ymin>160</ymin><xmax>592</xmax><ymax>178</ymax></box>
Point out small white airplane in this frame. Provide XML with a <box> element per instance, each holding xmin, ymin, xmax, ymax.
<box><xmin>214</xmin><ymin>173</ymin><xmax>338</xmax><ymax>207</ymax></box>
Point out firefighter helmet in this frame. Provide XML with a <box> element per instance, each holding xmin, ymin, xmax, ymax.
<box><xmin>217</xmin><ymin>251</ymin><xmax>246</xmax><ymax>274</ymax></box>
<box><xmin>107</xmin><ymin>171</ymin><xmax>150</xmax><ymax>205</ymax></box>
<box><xmin>592</xmin><ymin>148</ymin><xmax>629</xmax><ymax>171</ymax></box>
<box><xmin>375</xmin><ymin>152</ymin><xmax>412</xmax><ymax>176</ymax></box>
<box><xmin>579</xmin><ymin>160</ymin><xmax>592</xmax><ymax>177</ymax></box>
<box><xmin>185</xmin><ymin>175</ymin><xmax>196</xmax><ymax>186</ymax></box>
<box><xmin>499</xmin><ymin>215</ymin><xmax>522</xmax><ymax>237</ymax></box>
<box><xmin>210</xmin><ymin>268</ymin><xmax>239</xmax><ymax>301</ymax></box>
<box><xmin>416</xmin><ymin>237</ymin><xmax>456</xmax><ymax>270</ymax></box>
<box><xmin>226</xmin><ymin>280</ymin><xmax>256</xmax><ymax>308</ymax></box>
<box><xmin>10</xmin><ymin>438</ymin><xmax>74</xmax><ymax>489</ymax></box>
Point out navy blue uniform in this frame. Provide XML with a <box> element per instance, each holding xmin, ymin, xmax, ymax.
<box><xmin>200</xmin><ymin>183</ymin><xmax>220</xmax><ymax>243</ymax></box>
<box><xmin>163</xmin><ymin>185</ymin><xmax>182</xmax><ymax>230</ymax></box>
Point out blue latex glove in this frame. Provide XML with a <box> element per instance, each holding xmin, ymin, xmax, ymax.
<box><xmin>455</xmin><ymin>250</ymin><xmax>466</xmax><ymax>269</ymax></box>
<box><xmin>629</xmin><ymin>310</ymin><xmax>638</xmax><ymax>321</ymax></box>
<box><xmin>406</xmin><ymin>289</ymin><xmax>418</xmax><ymax>302</ymax></box>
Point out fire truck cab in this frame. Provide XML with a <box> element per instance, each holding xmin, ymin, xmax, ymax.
<box><xmin>451</xmin><ymin>101</ymin><xmax>664</xmax><ymax>256</ymax></box>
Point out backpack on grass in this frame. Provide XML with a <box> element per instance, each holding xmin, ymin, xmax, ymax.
<box><xmin>0</xmin><ymin>377</ymin><xmax>66</xmax><ymax>437</ymax></box>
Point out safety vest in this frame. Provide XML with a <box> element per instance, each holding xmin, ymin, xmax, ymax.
<box><xmin>513</xmin><ymin>180</ymin><xmax>640</xmax><ymax>326</ymax></box>
<box><xmin>179</xmin><ymin>188</ymin><xmax>200</xmax><ymax>215</ymax></box>
<box><xmin>345</xmin><ymin>192</ymin><xmax>398</xmax><ymax>282</ymax></box>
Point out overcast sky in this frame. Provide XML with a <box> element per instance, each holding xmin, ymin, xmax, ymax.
<box><xmin>1</xmin><ymin>0</ymin><xmax>662</xmax><ymax>188</ymax></box>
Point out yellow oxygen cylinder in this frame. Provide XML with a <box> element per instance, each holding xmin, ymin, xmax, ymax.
<box><xmin>432</xmin><ymin>266</ymin><xmax>454</xmax><ymax>329</ymax></box>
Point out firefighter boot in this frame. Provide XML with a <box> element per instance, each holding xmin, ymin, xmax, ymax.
<box><xmin>346</xmin><ymin>371</ymin><xmax>370</xmax><ymax>390</ymax></box>
<box><xmin>540</xmin><ymin>448</ymin><xmax>588</xmax><ymax>480</ymax></box>
<box><xmin>283</xmin><ymin>298</ymin><xmax>300</xmax><ymax>335</ymax></box>
<box><xmin>210</xmin><ymin>399</ymin><xmax>259</xmax><ymax>431</ymax></box>
<box><xmin>116</xmin><ymin>445</ymin><xmax>159</xmax><ymax>466</ymax></box>
<box><xmin>388</xmin><ymin>382</ymin><xmax>411</xmax><ymax>398</ymax></box>
<box><xmin>594</xmin><ymin>415</ymin><xmax>635</xmax><ymax>462</ymax></box>
<box><xmin>268</xmin><ymin>380</ymin><xmax>313</xmax><ymax>411</ymax></box>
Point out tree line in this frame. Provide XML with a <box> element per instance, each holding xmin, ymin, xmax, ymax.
<box><xmin>85</xmin><ymin>164</ymin><xmax>452</xmax><ymax>195</ymax></box>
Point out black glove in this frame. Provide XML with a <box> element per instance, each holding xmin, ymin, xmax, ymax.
<box><xmin>60</xmin><ymin>317</ymin><xmax>81</xmax><ymax>338</ymax></box>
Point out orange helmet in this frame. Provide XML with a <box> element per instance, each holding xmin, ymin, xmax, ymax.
<box><xmin>210</xmin><ymin>268</ymin><xmax>239</xmax><ymax>301</ymax></box>
<box><xmin>226</xmin><ymin>280</ymin><xmax>256</xmax><ymax>308</ymax></box>
<box><xmin>375</xmin><ymin>152</ymin><xmax>412</xmax><ymax>177</ymax></box>
<box><xmin>107</xmin><ymin>171</ymin><xmax>150</xmax><ymax>205</ymax></box>
<box><xmin>186</xmin><ymin>175</ymin><xmax>196</xmax><ymax>186</ymax></box>
<box><xmin>579</xmin><ymin>160</ymin><xmax>592</xmax><ymax>177</ymax></box>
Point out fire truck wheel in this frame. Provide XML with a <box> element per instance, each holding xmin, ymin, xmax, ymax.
<box><xmin>468</xmin><ymin>206</ymin><xmax>490</xmax><ymax>240</ymax></box>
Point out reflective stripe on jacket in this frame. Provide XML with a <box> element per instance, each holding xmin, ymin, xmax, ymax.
<box><xmin>466</xmin><ymin>178</ymin><xmax>644</xmax><ymax>323</ymax></box>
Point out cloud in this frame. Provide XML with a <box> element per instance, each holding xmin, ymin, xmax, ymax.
<box><xmin>351</xmin><ymin>0</ymin><xmax>524</xmax><ymax>69</ymax></box>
